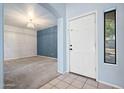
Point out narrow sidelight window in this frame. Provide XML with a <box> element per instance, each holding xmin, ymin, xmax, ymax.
<box><xmin>104</xmin><ymin>9</ymin><xmax>116</xmax><ymax>64</ymax></box>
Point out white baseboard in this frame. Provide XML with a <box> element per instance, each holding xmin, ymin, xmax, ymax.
<box><xmin>5</xmin><ymin>55</ymin><xmax>57</xmax><ymax>61</ymax></box>
<box><xmin>37</xmin><ymin>55</ymin><xmax>57</xmax><ymax>60</ymax></box>
<box><xmin>98</xmin><ymin>80</ymin><xmax>123</xmax><ymax>89</ymax></box>
<box><xmin>4</xmin><ymin>55</ymin><xmax>37</xmax><ymax>61</ymax></box>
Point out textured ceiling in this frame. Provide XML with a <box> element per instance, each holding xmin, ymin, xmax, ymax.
<box><xmin>4</xmin><ymin>3</ymin><xmax>57</xmax><ymax>30</ymax></box>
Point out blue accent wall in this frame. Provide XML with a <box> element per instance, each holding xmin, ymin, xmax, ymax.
<box><xmin>37</xmin><ymin>26</ymin><xmax>57</xmax><ymax>58</ymax></box>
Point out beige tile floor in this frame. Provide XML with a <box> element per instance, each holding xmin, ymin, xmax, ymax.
<box><xmin>40</xmin><ymin>73</ymin><xmax>117</xmax><ymax>89</ymax></box>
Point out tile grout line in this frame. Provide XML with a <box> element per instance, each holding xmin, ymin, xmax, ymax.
<box><xmin>56</xmin><ymin>74</ymin><xmax>88</xmax><ymax>89</ymax></box>
<box><xmin>55</xmin><ymin>74</ymin><xmax>79</xmax><ymax>89</ymax></box>
<box><xmin>66</xmin><ymin>76</ymin><xmax>81</xmax><ymax>88</ymax></box>
<box><xmin>82</xmin><ymin>78</ymin><xmax>88</xmax><ymax>88</ymax></box>
<box><xmin>52</xmin><ymin>75</ymin><xmax>71</xmax><ymax>89</ymax></box>
<box><xmin>59</xmin><ymin>75</ymin><xmax>76</xmax><ymax>89</ymax></box>
<box><xmin>39</xmin><ymin>74</ymin><xmax>62</xmax><ymax>88</ymax></box>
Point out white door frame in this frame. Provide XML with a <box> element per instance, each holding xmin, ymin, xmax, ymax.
<box><xmin>66</xmin><ymin>11</ymin><xmax>98</xmax><ymax>81</ymax></box>
<box><xmin>0</xmin><ymin>4</ymin><xmax>4</xmax><ymax>88</ymax></box>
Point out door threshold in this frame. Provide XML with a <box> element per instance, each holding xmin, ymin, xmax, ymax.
<box><xmin>69</xmin><ymin>72</ymin><xmax>96</xmax><ymax>81</ymax></box>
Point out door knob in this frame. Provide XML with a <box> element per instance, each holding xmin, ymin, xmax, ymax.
<box><xmin>69</xmin><ymin>48</ymin><xmax>72</xmax><ymax>50</ymax></box>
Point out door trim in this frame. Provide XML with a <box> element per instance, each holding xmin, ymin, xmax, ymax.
<box><xmin>67</xmin><ymin>11</ymin><xmax>98</xmax><ymax>81</ymax></box>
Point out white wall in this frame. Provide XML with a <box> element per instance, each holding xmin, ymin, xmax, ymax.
<box><xmin>4</xmin><ymin>25</ymin><xmax>37</xmax><ymax>60</ymax></box>
<box><xmin>66</xmin><ymin>3</ymin><xmax>124</xmax><ymax>88</ymax></box>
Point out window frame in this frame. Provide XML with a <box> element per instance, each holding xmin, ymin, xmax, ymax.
<box><xmin>104</xmin><ymin>9</ymin><xmax>116</xmax><ymax>64</ymax></box>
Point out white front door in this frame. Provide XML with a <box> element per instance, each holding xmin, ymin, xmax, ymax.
<box><xmin>69</xmin><ymin>13</ymin><xmax>96</xmax><ymax>78</ymax></box>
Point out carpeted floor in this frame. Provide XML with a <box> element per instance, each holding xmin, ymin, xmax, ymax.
<box><xmin>4</xmin><ymin>56</ymin><xmax>60</xmax><ymax>89</ymax></box>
